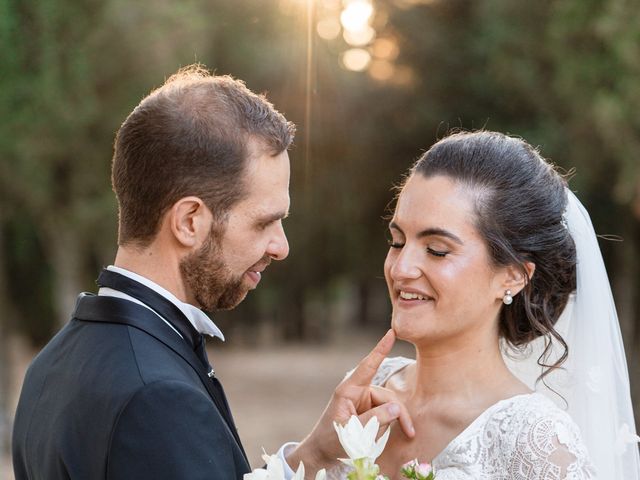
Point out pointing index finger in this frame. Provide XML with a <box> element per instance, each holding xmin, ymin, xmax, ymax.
<box><xmin>347</xmin><ymin>329</ymin><xmax>395</xmax><ymax>386</ymax></box>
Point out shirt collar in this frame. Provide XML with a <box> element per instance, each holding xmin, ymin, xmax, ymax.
<box><xmin>106</xmin><ymin>265</ymin><xmax>225</xmax><ymax>341</ymax></box>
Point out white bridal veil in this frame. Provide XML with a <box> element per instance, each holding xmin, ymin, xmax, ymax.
<box><xmin>505</xmin><ymin>190</ymin><xmax>640</xmax><ymax>478</ymax></box>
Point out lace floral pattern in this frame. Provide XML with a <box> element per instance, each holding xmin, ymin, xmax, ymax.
<box><xmin>328</xmin><ymin>357</ymin><xmax>596</xmax><ymax>480</ymax></box>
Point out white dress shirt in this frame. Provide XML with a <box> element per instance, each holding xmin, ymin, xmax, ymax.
<box><xmin>98</xmin><ymin>265</ymin><xmax>225</xmax><ymax>341</ymax></box>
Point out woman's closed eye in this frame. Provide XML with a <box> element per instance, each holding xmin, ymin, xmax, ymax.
<box><xmin>427</xmin><ymin>247</ymin><xmax>449</xmax><ymax>257</ymax></box>
<box><xmin>387</xmin><ymin>239</ymin><xmax>449</xmax><ymax>257</ymax></box>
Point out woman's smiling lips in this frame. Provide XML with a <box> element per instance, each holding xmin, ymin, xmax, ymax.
<box><xmin>395</xmin><ymin>287</ymin><xmax>434</xmax><ymax>307</ymax></box>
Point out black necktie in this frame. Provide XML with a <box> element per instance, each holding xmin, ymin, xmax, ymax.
<box><xmin>194</xmin><ymin>335</ymin><xmax>237</xmax><ymax>431</ymax></box>
<box><xmin>96</xmin><ymin>269</ymin><xmax>244</xmax><ymax>453</ymax></box>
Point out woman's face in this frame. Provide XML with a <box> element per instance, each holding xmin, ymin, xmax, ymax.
<box><xmin>384</xmin><ymin>174</ymin><xmax>508</xmax><ymax>346</ymax></box>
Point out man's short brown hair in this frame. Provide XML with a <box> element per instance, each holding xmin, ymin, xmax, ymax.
<box><xmin>112</xmin><ymin>64</ymin><xmax>295</xmax><ymax>246</ymax></box>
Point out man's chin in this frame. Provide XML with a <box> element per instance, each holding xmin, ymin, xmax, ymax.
<box><xmin>210</xmin><ymin>288</ymin><xmax>250</xmax><ymax>312</ymax></box>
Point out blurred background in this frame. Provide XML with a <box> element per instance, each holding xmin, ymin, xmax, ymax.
<box><xmin>1</xmin><ymin>0</ymin><xmax>639</xmax><ymax>474</ymax></box>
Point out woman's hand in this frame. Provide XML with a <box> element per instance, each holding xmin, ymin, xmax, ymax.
<box><xmin>286</xmin><ymin>329</ymin><xmax>415</xmax><ymax>474</ymax></box>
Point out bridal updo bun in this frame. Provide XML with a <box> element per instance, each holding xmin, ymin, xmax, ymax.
<box><xmin>411</xmin><ymin>131</ymin><xmax>577</xmax><ymax>376</ymax></box>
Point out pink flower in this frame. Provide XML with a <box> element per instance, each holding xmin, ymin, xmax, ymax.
<box><xmin>402</xmin><ymin>459</ymin><xmax>419</xmax><ymax>470</ymax></box>
<box><xmin>401</xmin><ymin>459</ymin><xmax>435</xmax><ymax>480</ymax></box>
<box><xmin>416</xmin><ymin>463</ymin><xmax>432</xmax><ymax>476</ymax></box>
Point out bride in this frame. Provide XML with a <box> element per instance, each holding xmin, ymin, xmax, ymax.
<box><xmin>327</xmin><ymin>131</ymin><xmax>639</xmax><ymax>479</ymax></box>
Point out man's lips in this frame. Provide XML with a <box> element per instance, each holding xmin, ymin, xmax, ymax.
<box><xmin>245</xmin><ymin>258</ymin><xmax>271</xmax><ymax>287</ymax></box>
<box><xmin>245</xmin><ymin>262</ymin><xmax>270</xmax><ymax>286</ymax></box>
<box><xmin>246</xmin><ymin>270</ymin><xmax>262</xmax><ymax>285</ymax></box>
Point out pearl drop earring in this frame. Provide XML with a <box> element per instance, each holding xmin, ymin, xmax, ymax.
<box><xmin>503</xmin><ymin>289</ymin><xmax>513</xmax><ymax>305</ymax></box>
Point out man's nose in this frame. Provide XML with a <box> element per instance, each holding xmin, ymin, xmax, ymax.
<box><xmin>267</xmin><ymin>222</ymin><xmax>289</xmax><ymax>261</ymax></box>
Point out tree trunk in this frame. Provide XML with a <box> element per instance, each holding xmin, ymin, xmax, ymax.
<box><xmin>281</xmin><ymin>289</ymin><xmax>305</xmax><ymax>341</ymax></box>
<box><xmin>357</xmin><ymin>279</ymin><xmax>370</xmax><ymax>326</ymax></box>
<box><xmin>44</xmin><ymin>226</ymin><xmax>84</xmax><ymax>327</ymax></box>
<box><xmin>0</xmin><ymin>219</ymin><xmax>16</xmax><ymax>457</ymax></box>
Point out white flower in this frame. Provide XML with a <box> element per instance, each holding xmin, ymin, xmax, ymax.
<box><xmin>334</xmin><ymin>415</ymin><xmax>390</xmax><ymax>465</ymax></box>
<box><xmin>243</xmin><ymin>468</ymin><xmax>270</xmax><ymax>480</ymax></box>
<box><xmin>244</xmin><ymin>451</ymin><xmax>285</xmax><ymax>480</ymax></box>
<box><xmin>291</xmin><ymin>461</ymin><xmax>305</xmax><ymax>480</ymax></box>
<box><xmin>244</xmin><ymin>451</ymin><xmax>326</xmax><ymax>480</ymax></box>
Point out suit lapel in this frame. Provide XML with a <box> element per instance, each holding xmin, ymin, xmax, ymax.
<box><xmin>72</xmin><ymin>293</ymin><xmax>249</xmax><ymax>463</ymax></box>
<box><xmin>96</xmin><ymin>269</ymin><xmax>201</xmax><ymax>348</ymax></box>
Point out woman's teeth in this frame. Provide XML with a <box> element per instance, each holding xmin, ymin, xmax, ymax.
<box><xmin>399</xmin><ymin>291</ymin><xmax>426</xmax><ymax>300</ymax></box>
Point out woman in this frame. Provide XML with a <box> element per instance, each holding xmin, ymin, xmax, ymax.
<box><xmin>329</xmin><ymin>131</ymin><xmax>639</xmax><ymax>479</ymax></box>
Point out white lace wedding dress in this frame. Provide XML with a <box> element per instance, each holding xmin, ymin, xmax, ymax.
<box><xmin>328</xmin><ymin>357</ymin><xmax>596</xmax><ymax>480</ymax></box>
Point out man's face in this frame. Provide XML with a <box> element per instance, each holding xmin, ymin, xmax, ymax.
<box><xmin>180</xmin><ymin>144</ymin><xmax>291</xmax><ymax>311</ymax></box>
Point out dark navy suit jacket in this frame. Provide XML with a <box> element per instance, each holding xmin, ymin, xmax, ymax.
<box><xmin>12</xmin><ymin>291</ymin><xmax>250</xmax><ymax>479</ymax></box>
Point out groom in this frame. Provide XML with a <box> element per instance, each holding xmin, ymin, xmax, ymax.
<box><xmin>12</xmin><ymin>65</ymin><xmax>413</xmax><ymax>479</ymax></box>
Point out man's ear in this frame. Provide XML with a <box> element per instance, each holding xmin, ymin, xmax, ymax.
<box><xmin>167</xmin><ymin>196</ymin><xmax>212</xmax><ymax>248</ymax></box>
<box><xmin>499</xmin><ymin>261</ymin><xmax>536</xmax><ymax>298</ymax></box>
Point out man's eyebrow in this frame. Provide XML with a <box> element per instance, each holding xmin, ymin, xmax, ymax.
<box><xmin>257</xmin><ymin>210</ymin><xmax>289</xmax><ymax>224</ymax></box>
<box><xmin>389</xmin><ymin>221</ymin><xmax>463</xmax><ymax>245</ymax></box>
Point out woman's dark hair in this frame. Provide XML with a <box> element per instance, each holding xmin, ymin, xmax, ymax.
<box><xmin>409</xmin><ymin>131</ymin><xmax>576</xmax><ymax>379</ymax></box>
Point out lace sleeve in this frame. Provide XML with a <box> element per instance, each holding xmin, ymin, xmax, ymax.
<box><xmin>509</xmin><ymin>412</ymin><xmax>597</xmax><ymax>480</ymax></box>
<box><xmin>343</xmin><ymin>356</ymin><xmax>413</xmax><ymax>387</ymax></box>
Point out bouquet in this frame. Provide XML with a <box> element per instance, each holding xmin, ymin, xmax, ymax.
<box><xmin>244</xmin><ymin>415</ymin><xmax>435</xmax><ymax>480</ymax></box>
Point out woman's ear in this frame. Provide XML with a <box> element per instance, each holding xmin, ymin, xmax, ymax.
<box><xmin>500</xmin><ymin>261</ymin><xmax>536</xmax><ymax>298</ymax></box>
<box><xmin>168</xmin><ymin>196</ymin><xmax>212</xmax><ymax>248</ymax></box>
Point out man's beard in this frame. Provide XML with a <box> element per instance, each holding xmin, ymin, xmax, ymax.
<box><xmin>179</xmin><ymin>229</ymin><xmax>248</xmax><ymax>312</ymax></box>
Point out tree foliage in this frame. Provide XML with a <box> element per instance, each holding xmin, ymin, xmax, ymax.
<box><xmin>1</xmin><ymin>1</ymin><xmax>638</xmax><ymax>368</ymax></box>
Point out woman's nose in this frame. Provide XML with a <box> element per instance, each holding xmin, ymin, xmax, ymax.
<box><xmin>390</xmin><ymin>247</ymin><xmax>421</xmax><ymax>280</ymax></box>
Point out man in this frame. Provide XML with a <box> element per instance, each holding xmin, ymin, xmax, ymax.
<box><xmin>12</xmin><ymin>65</ymin><xmax>413</xmax><ymax>479</ymax></box>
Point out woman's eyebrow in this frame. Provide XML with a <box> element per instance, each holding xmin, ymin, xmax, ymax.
<box><xmin>389</xmin><ymin>221</ymin><xmax>463</xmax><ymax>245</ymax></box>
<box><xmin>388</xmin><ymin>221</ymin><xmax>403</xmax><ymax>234</ymax></box>
<box><xmin>417</xmin><ymin>227</ymin><xmax>464</xmax><ymax>245</ymax></box>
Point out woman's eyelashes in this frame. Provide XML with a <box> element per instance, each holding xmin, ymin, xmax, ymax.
<box><xmin>387</xmin><ymin>238</ymin><xmax>450</xmax><ymax>257</ymax></box>
<box><xmin>427</xmin><ymin>247</ymin><xmax>449</xmax><ymax>257</ymax></box>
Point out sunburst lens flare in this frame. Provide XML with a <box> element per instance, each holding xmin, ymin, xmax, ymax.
<box><xmin>341</xmin><ymin>48</ymin><xmax>372</xmax><ymax>71</ymax></box>
<box><xmin>372</xmin><ymin>37</ymin><xmax>399</xmax><ymax>60</ymax></box>
<box><xmin>317</xmin><ymin>18</ymin><xmax>342</xmax><ymax>40</ymax></box>
<box><xmin>340</xmin><ymin>0</ymin><xmax>374</xmax><ymax>32</ymax></box>
<box><xmin>343</xmin><ymin>25</ymin><xmax>375</xmax><ymax>46</ymax></box>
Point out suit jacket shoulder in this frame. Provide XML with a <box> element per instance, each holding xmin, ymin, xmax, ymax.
<box><xmin>12</xmin><ymin>294</ymin><xmax>249</xmax><ymax>480</ymax></box>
